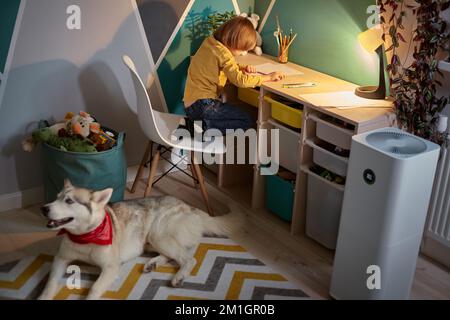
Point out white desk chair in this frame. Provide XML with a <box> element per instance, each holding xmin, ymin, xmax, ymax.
<box><xmin>123</xmin><ymin>55</ymin><xmax>225</xmax><ymax>216</ymax></box>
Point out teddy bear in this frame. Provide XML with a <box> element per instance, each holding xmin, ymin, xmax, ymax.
<box><xmin>240</xmin><ymin>13</ymin><xmax>263</xmax><ymax>56</ymax></box>
<box><xmin>67</xmin><ymin>111</ymin><xmax>101</xmax><ymax>138</ymax></box>
<box><xmin>22</xmin><ymin>111</ymin><xmax>101</xmax><ymax>153</ymax></box>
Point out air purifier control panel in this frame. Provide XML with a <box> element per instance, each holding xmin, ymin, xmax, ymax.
<box><xmin>363</xmin><ymin>169</ymin><xmax>376</xmax><ymax>185</ymax></box>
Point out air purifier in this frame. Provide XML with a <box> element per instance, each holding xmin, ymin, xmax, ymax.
<box><xmin>330</xmin><ymin>128</ymin><xmax>441</xmax><ymax>300</ymax></box>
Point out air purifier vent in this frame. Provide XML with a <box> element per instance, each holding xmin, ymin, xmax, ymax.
<box><xmin>366</xmin><ymin>131</ymin><xmax>427</xmax><ymax>156</ymax></box>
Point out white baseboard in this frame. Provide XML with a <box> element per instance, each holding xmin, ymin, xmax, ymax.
<box><xmin>0</xmin><ymin>186</ymin><xmax>44</xmax><ymax>213</ymax></box>
<box><xmin>0</xmin><ymin>152</ymin><xmax>186</xmax><ymax>213</ymax></box>
<box><xmin>422</xmin><ymin>237</ymin><xmax>450</xmax><ymax>269</ymax></box>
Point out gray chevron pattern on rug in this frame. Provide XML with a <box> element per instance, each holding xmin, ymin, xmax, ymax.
<box><xmin>0</xmin><ymin>237</ymin><xmax>309</xmax><ymax>300</ymax></box>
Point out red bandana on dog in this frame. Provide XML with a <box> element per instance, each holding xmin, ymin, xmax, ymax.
<box><xmin>58</xmin><ymin>211</ymin><xmax>113</xmax><ymax>246</ymax></box>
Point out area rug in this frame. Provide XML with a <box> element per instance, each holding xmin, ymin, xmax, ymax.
<box><xmin>0</xmin><ymin>237</ymin><xmax>309</xmax><ymax>300</ymax></box>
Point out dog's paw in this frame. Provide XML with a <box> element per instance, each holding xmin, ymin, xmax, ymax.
<box><xmin>143</xmin><ymin>262</ymin><xmax>156</xmax><ymax>273</ymax></box>
<box><xmin>144</xmin><ymin>255</ymin><xmax>169</xmax><ymax>273</ymax></box>
<box><xmin>171</xmin><ymin>276</ymin><xmax>185</xmax><ymax>288</ymax></box>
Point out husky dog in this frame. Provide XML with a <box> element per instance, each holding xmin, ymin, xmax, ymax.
<box><xmin>38</xmin><ymin>180</ymin><xmax>239</xmax><ymax>300</ymax></box>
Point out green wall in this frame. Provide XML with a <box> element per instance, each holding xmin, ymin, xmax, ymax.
<box><xmin>237</xmin><ymin>0</ymin><xmax>255</xmax><ymax>14</ymax></box>
<box><xmin>260</xmin><ymin>0</ymin><xmax>378</xmax><ymax>86</ymax></box>
<box><xmin>157</xmin><ymin>0</ymin><xmax>235</xmax><ymax>114</ymax></box>
<box><xmin>255</xmin><ymin>0</ymin><xmax>272</xmax><ymax>17</ymax></box>
<box><xmin>158</xmin><ymin>0</ymin><xmax>379</xmax><ymax>114</ymax></box>
<box><xmin>0</xmin><ymin>0</ymin><xmax>21</xmax><ymax>75</ymax></box>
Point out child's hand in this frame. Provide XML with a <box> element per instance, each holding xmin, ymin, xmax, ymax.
<box><xmin>244</xmin><ymin>65</ymin><xmax>257</xmax><ymax>74</ymax></box>
<box><xmin>267</xmin><ymin>72</ymin><xmax>286</xmax><ymax>82</ymax></box>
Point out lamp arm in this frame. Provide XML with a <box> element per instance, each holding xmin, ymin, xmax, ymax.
<box><xmin>376</xmin><ymin>44</ymin><xmax>387</xmax><ymax>97</ymax></box>
<box><xmin>355</xmin><ymin>44</ymin><xmax>387</xmax><ymax>100</ymax></box>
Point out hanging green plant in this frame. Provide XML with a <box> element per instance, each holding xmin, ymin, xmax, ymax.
<box><xmin>206</xmin><ymin>11</ymin><xmax>236</xmax><ymax>34</ymax></box>
<box><xmin>379</xmin><ymin>0</ymin><xmax>450</xmax><ymax>144</ymax></box>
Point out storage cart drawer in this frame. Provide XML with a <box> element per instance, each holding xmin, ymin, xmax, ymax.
<box><xmin>306</xmin><ymin>139</ymin><xmax>349</xmax><ymax>177</ymax></box>
<box><xmin>265</xmin><ymin>96</ymin><xmax>303</xmax><ymax>129</ymax></box>
<box><xmin>238</xmin><ymin>87</ymin><xmax>260</xmax><ymax>108</ymax></box>
<box><xmin>270</xmin><ymin>120</ymin><xmax>300</xmax><ymax>174</ymax></box>
<box><xmin>311</xmin><ymin>115</ymin><xmax>353</xmax><ymax>150</ymax></box>
<box><xmin>305</xmin><ymin>168</ymin><xmax>344</xmax><ymax>249</ymax></box>
<box><xmin>266</xmin><ymin>170</ymin><xmax>296</xmax><ymax>222</ymax></box>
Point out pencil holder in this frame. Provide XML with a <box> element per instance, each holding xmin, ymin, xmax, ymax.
<box><xmin>278</xmin><ymin>48</ymin><xmax>289</xmax><ymax>64</ymax></box>
<box><xmin>274</xmin><ymin>16</ymin><xmax>297</xmax><ymax>65</ymax></box>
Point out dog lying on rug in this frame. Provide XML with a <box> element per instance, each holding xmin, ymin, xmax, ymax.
<box><xmin>38</xmin><ymin>180</ymin><xmax>239</xmax><ymax>300</ymax></box>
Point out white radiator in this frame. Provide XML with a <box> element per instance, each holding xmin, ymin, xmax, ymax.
<box><xmin>426</xmin><ymin>139</ymin><xmax>450</xmax><ymax>247</ymax></box>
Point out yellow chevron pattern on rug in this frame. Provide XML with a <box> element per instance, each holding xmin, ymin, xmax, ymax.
<box><xmin>0</xmin><ymin>237</ymin><xmax>309</xmax><ymax>300</ymax></box>
<box><xmin>226</xmin><ymin>272</ymin><xmax>287</xmax><ymax>300</ymax></box>
<box><xmin>0</xmin><ymin>255</ymin><xmax>53</xmax><ymax>290</ymax></box>
<box><xmin>167</xmin><ymin>273</ymin><xmax>288</xmax><ymax>301</ymax></box>
<box><xmin>54</xmin><ymin>264</ymin><xmax>144</xmax><ymax>300</ymax></box>
<box><xmin>191</xmin><ymin>243</ymin><xmax>247</xmax><ymax>276</ymax></box>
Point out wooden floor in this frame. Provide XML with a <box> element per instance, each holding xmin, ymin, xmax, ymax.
<box><xmin>1</xmin><ymin>170</ymin><xmax>450</xmax><ymax>300</ymax></box>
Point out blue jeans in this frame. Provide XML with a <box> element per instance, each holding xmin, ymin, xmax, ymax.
<box><xmin>185</xmin><ymin>99</ymin><xmax>254</xmax><ymax>135</ymax></box>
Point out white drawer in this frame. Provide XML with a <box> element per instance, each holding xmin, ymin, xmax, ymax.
<box><xmin>269</xmin><ymin>119</ymin><xmax>300</xmax><ymax>173</ymax></box>
<box><xmin>305</xmin><ymin>168</ymin><xmax>344</xmax><ymax>249</ymax></box>
<box><xmin>310</xmin><ymin>115</ymin><xmax>354</xmax><ymax>150</ymax></box>
<box><xmin>306</xmin><ymin>139</ymin><xmax>349</xmax><ymax>177</ymax></box>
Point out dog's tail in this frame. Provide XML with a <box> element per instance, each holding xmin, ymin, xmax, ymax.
<box><xmin>201</xmin><ymin>205</ymin><xmax>245</xmax><ymax>237</ymax></box>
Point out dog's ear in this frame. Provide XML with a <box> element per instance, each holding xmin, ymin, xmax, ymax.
<box><xmin>92</xmin><ymin>188</ymin><xmax>113</xmax><ymax>207</ymax></box>
<box><xmin>64</xmin><ymin>179</ymin><xmax>73</xmax><ymax>189</ymax></box>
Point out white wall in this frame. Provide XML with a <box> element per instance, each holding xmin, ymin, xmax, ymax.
<box><xmin>0</xmin><ymin>0</ymin><xmax>161</xmax><ymax>196</ymax></box>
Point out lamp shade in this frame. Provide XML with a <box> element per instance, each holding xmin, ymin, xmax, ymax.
<box><xmin>358</xmin><ymin>27</ymin><xmax>384</xmax><ymax>53</ymax></box>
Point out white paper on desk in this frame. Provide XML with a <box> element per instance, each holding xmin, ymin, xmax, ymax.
<box><xmin>300</xmin><ymin>91</ymin><xmax>393</xmax><ymax>109</ymax></box>
<box><xmin>254</xmin><ymin>63</ymin><xmax>304</xmax><ymax>76</ymax></box>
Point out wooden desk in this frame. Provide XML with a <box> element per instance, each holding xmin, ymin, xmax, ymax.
<box><xmin>238</xmin><ymin>54</ymin><xmax>394</xmax><ymax>129</ymax></box>
<box><xmin>217</xmin><ymin>54</ymin><xmax>396</xmax><ymax>243</ymax></box>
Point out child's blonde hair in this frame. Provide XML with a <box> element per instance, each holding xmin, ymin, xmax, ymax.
<box><xmin>214</xmin><ymin>16</ymin><xmax>257</xmax><ymax>52</ymax></box>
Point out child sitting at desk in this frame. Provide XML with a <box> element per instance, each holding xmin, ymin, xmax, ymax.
<box><xmin>184</xmin><ymin>16</ymin><xmax>285</xmax><ymax>134</ymax></box>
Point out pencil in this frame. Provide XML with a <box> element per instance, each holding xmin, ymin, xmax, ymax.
<box><xmin>286</xmin><ymin>34</ymin><xmax>297</xmax><ymax>49</ymax></box>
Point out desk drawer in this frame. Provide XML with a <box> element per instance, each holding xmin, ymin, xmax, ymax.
<box><xmin>265</xmin><ymin>96</ymin><xmax>303</xmax><ymax>129</ymax></box>
<box><xmin>313</xmin><ymin>148</ymin><xmax>347</xmax><ymax>178</ymax></box>
<box><xmin>306</xmin><ymin>139</ymin><xmax>349</xmax><ymax>177</ymax></box>
<box><xmin>266</xmin><ymin>170</ymin><xmax>295</xmax><ymax>222</ymax></box>
<box><xmin>270</xmin><ymin>120</ymin><xmax>300</xmax><ymax>174</ymax></box>
<box><xmin>238</xmin><ymin>88</ymin><xmax>260</xmax><ymax>108</ymax></box>
<box><xmin>311</xmin><ymin>115</ymin><xmax>353</xmax><ymax>150</ymax></box>
<box><xmin>305</xmin><ymin>168</ymin><xmax>344</xmax><ymax>250</ymax></box>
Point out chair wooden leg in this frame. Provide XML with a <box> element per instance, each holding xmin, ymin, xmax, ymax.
<box><xmin>144</xmin><ymin>148</ymin><xmax>161</xmax><ymax>198</ymax></box>
<box><xmin>191</xmin><ymin>152</ymin><xmax>214</xmax><ymax>216</ymax></box>
<box><xmin>189</xmin><ymin>164</ymin><xmax>199</xmax><ymax>189</ymax></box>
<box><xmin>131</xmin><ymin>141</ymin><xmax>153</xmax><ymax>193</ymax></box>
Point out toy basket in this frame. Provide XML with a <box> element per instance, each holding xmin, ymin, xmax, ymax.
<box><xmin>41</xmin><ymin>132</ymin><xmax>126</xmax><ymax>203</ymax></box>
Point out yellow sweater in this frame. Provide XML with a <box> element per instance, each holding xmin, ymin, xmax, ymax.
<box><xmin>184</xmin><ymin>36</ymin><xmax>263</xmax><ymax>107</ymax></box>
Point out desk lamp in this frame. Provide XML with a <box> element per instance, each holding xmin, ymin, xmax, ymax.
<box><xmin>356</xmin><ymin>27</ymin><xmax>386</xmax><ymax>100</ymax></box>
